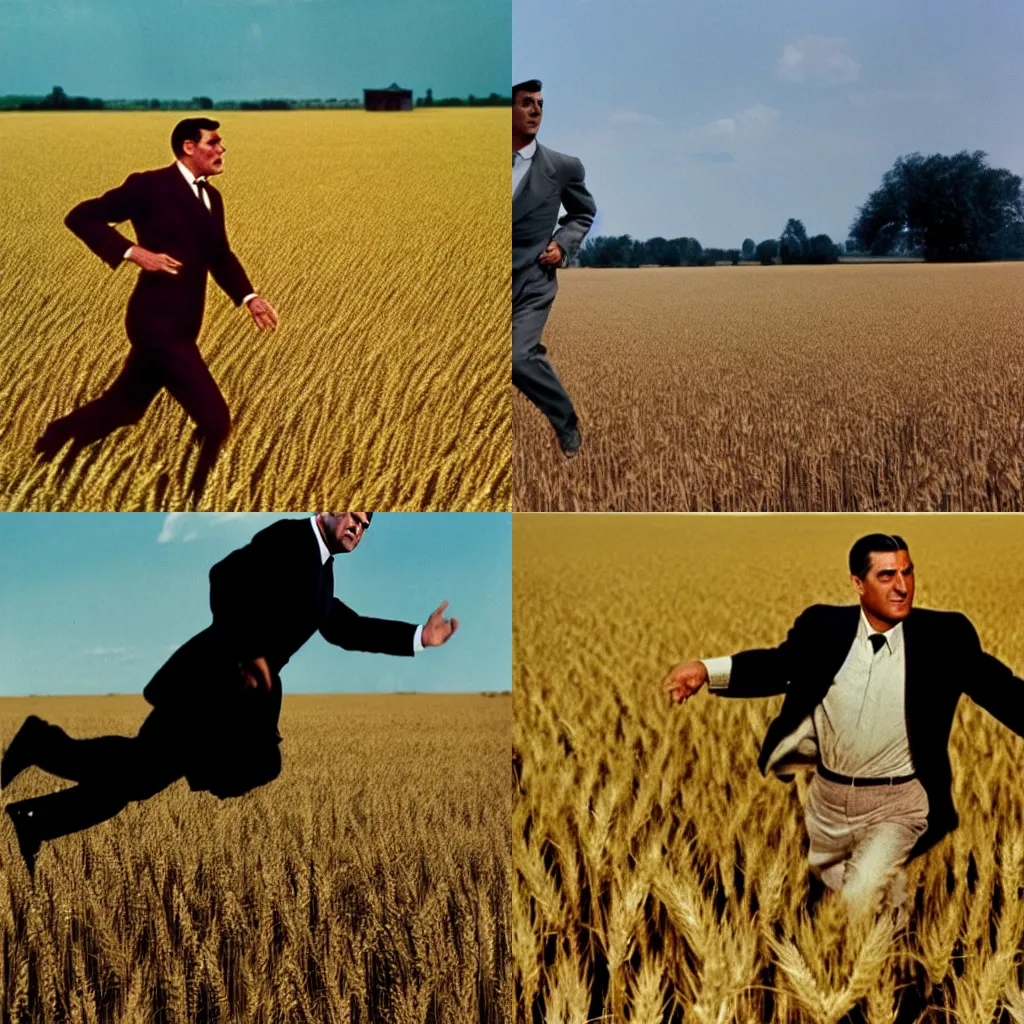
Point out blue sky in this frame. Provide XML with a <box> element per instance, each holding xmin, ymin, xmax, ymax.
<box><xmin>0</xmin><ymin>0</ymin><xmax>508</xmax><ymax>101</ymax></box>
<box><xmin>513</xmin><ymin>0</ymin><xmax>1024</xmax><ymax>248</ymax></box>
<box><xmin>0</xmin><ymin>513</ymin><xmax>510</xmax><ymax>695</ymax></box>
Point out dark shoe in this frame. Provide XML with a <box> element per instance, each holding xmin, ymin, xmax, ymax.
<box><xmin>1</xmin><ymin>716</ymin><xmax>46</xmax><ymax>788</ymax></box>
<box><xmin>33</xmin><ymin>421</ymin><xmax>73</xmax><ymax>462</ymax></box>
<box><xmin>557</xmin><ymin>425</ymin><xmax>582</xmax><ymax>459</ymax></box>
<box><xmin>5</xmin><ymin>805</ymin><xmax>41</xmax><ymax>878</ymax></box>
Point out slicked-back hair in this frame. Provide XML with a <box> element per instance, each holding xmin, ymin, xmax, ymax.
<box><xmin>171</xmin><ymin>117</ymin><xmax>220</xmax><ymax>157</ymax></box>
<box><xmin>849</xmin><ymin>534</ymin><xmax>909</xmax><ymax>579</ymax></box>
<box><xmin>513</xmin><ymin>80</ymin><xmax>543</xmax><ymax>99</ymax></box>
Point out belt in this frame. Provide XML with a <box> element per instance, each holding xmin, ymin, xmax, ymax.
<box><xmin>817</xmin><ymin>764</ymin><xmax>916</xmax><ymax>787</ymax></box>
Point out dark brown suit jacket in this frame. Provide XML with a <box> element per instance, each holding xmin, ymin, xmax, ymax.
<box><xmin>65</xmin><ymin>164</ymin><xmax>254</xmax><ymax>347</ymax></box>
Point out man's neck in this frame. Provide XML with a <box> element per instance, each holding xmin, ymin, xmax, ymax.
<box><xmin>513</xmin><ymin>134</ymin><xmax>535</xmax><ymax>153</ymax></box>
<box><xmin>861</xmin><ymin>606</ymin><xmax>899</xmax><ymax>633</ymax></box>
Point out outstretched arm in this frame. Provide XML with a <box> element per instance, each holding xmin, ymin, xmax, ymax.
<box><xmin>320</xmin><ymin>599</ymin><xmax>419</xmax><ymax>655</ymax></box>
<box><xmin>960</xmin><ymin>615</ymin><xmax>1024</xmax><ymax>737</ymax></box>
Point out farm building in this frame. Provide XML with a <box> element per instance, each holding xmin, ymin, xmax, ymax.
<box><xmin>363</xmin><ymin>83</ymin><xmax>413</xmax><ymax>111</ymax></box>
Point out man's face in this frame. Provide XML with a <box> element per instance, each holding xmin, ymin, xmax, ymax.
<box><xmin>182</xmin><ymin>129</ymin><xmax>226</xmax><ymax>177</ymax></box>
<box><xmin>851</xmin><ymin>549</ymin><xmax>915</xmax><ymax>627</ymax></box>
<box><xmin>513</xmin><ymin>91</ymin><xmax>543</xmax><ymax>140</ymax></box>
<box><xmin>319</xmin><ymin>512</ymin><xmax>370</xmax><ymax>554</ymax></box>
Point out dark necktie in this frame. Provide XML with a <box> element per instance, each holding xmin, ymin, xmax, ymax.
<box><xmin>869</xmin><ymin>633</ymin><xmax>886</xmax><ymax>654</ymax></box>
<box><xmin>195</xmin><ymin>178</ymin><xmax>210</xmax><ymax>212</ymax></box>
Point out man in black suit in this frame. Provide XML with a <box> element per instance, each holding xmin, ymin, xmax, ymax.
<box><xmin>2</xmin><ymin>513</ymin><xmax>459</xmax><ymax>877</ymax></box>
<box><xmin>664</xmin><ymin>534</ymin><xmax>1024</xmax><ymax>916</ymax></box>
<box><xmin>36</xmin><ymin>118</ymin><xmax>280</xmax><ymax>501</ymax></box>
<box><xmin>512</xmin><ymin>80</ymin><xmax>596</xmax><ymax>458</ymax></box>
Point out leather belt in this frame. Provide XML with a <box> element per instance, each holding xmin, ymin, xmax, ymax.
<box><xmin>817</xmin><ymin>764</ymin><xmax>916</xmax><ymax>787</ymax></box>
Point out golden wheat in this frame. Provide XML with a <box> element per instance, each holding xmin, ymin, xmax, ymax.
<box><xmin>513</xmin><ymin>264</ymin><xmax>1024</xmax><ymax>511</ymax></box>
<box><xmin>0</xmin><ymin>110</ymin><xmax>509</xmax><ymax>510</ymax></box>
<box><xmin>513</xmin><ymin>514</ymin><xmax>1024</xmax><ymax>1023</ymax></box>
<box><xmin>0</xmin><ymin>692</ymin><xmax>511</xmax><ymax>1023</ymax></box>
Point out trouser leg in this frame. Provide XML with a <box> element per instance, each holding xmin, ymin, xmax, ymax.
<box><xmin>512</xmin><ymin>265</ymin><xmax>577</xmax><ymax>434</ymax></box>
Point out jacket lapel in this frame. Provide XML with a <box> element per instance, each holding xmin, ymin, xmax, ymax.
<box><xmin>513</xmin><ymin>142</ymin><xmax>558</xmax><ymax>226</ymax></box>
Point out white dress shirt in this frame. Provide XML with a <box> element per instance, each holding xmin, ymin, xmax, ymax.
<box><xmin>702</xmin><ymin>610</ymin><xmax>914</xmax><ymax>777</ymax></box>
<box><xmin>122</xmin><ymin>160</ymin><xmax>257</xmax><ymax>306</ymax></box>
<box><xmin>309</xmin><ymin>516</ymin><xmax>424</xmax><ymax>653</ymax></box>
<box><xmin>513</xmin><ymin>139</ymin><xmax>536</xmax><ymax>199</ymax></box>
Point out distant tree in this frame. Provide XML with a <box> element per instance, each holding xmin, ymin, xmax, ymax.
<box><xmin>850</xmin><ymin>150</ymin><xmax>1024</xmax><ymax>261</ymax></box>
<box><xmin>150</xmin><ymin>99</ymin><xmax>160</xmax><ymax>109</ymax></box>
<box><xmin>755</xmin><ymin>238</ymin><xmax>779</xmax><ymax>265</ymax></box>
<box><xmin>192</xmin><ymin>96</ymin><xmax>213</xmax><ymax>109</ymax></box>
<box><xmin>845</xmin><ymin>238</ymin><xmax>858</xmax><ymax>254</ymax></box>
<box><xmin>425</xmin><ymin>88</ymin><xmax>433</xmax><ymax>107</ymax></box>
<box><xmin>779</xmin><ymin>218</ymin><xmax>809</xmax><ymax>263</ymax></box>
<box><xmin>807</xmin><ymin>233</ymin><xmax>840</xmax><ymax>264</ymax></box>
<box><xmin>741</xmin><ymin>237</ymin><xmax>755</xmax><ymax>259</ymax></box>
<box><xmin>726</xmin><ymin>248</ymin><xmax>740</xmax><ymax>265</ymax></box>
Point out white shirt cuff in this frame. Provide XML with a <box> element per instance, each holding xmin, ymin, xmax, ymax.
<box><xmin>413</xmin><ymin>624</ymin><xmax>424</xmax><ymax>653</ymax></box>
<box><xmin>701</xmin><ymin>656</ymin><xmax>733</xmax><ymax>691</ymax></box>
<box><xmin>242</xmin><ymin>293</ymin><xmax>258</xmax><ymax>305</ymax></box>
<box><xmin>123</xmin><ymin>246</ymin><xmax>134</xmax><ymax>261</ymax></box>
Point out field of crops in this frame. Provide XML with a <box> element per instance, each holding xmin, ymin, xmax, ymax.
<box><xmin>513</xmin><ymin>514</ymin><xmax>1024</xmax><ymax>1023</ymax></box>
<box><xmin>512</xmin><ymin>263</ymin><xmax>1024</xmax><ymax>512</ymax></box>
<box><xmin>0</xmin><ymin>692</ymin><xmax>511</xmax><ymax>1023</ymax></box>
<box><xmin>0</xmin><ymin>110</ymin><xmax>508</xmax><ymax>510</ymax></box>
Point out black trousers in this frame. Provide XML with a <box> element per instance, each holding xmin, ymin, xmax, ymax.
<box><xmin>7</xmin><ymin>704</ymin><xmax>281</xmax><ymax>843</ymax></box>
<box><xmin>512</xmin><ymin>264</ymin><xmax>577</xmax><ymax>434</ymax></box>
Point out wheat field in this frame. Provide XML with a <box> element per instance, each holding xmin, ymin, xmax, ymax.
<box><xmin>513</xmin><ymin>514</ymin><xmax>1024</xmax><ymax>1023</ymax></box>
<box><xmin>0</xmin><ymin>692</ymin><xmax>511</xmax><ymax>1023</ymax></box>
<box><xmin>0</xmin><ymin>110</ymin><xmax>508</xmax><ymax>511</ymax></box>
<box><xmin>513</xmin><ymin>263</ymin><xmax>1024</xmax><ymax>512</ymax></box>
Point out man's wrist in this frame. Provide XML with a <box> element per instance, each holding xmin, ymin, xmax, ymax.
<box><xmin>701</xmin><ymin>656</ymin><xmax>733</xmax><ymax>691</ymax></box>
<box><xmin>413</xmin><ymin>624</ymin><xmax>424</xmax><ymax>653</ymax></box>
<box><xmin>242</xmin><ymin>292</ymin><xmax>258</xmax><ymax>306</ymax></box>
<box><xmin>123</xmin><ymin>246</ymin><xmax>134</xmax><ymax>262</ymax></box>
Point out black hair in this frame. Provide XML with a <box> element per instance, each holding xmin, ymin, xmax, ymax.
<box><xmin>366</xmin><ymin>512</ymin><xmax>373</xmax><ymax>524</ymax></box>
<box><xmin>171</xmin><ymin>117</ymin><xmax>220</xmax><ymax>157</ymax></box>
<box><xmin>849</xmin><ymin>534</ymin><xmax>909</xmax><ymax>579</ymax></box>
<box><xmin>513</xmin><ymin>80</ymin><xmax>543</xmax><ymax>99</ymax></box>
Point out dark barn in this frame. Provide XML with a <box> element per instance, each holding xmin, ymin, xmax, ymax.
<box><xmin>363</xmin><ymin>83</ymin><xmax>413</xmax><ymax>111</ymax></box>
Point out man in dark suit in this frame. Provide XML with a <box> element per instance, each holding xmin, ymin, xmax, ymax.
<box><xmin>512</xmin><ymin>80</ymin><xmax>596</xmax><ymax>458</ymax></box>
<box><xmin>1</xmin><ymin>513</ymin><xmax>459</xmax><ymax>877</ymax></box>
<box><xmin>664</xmin><ymin>534</ymin><xmax>1024</xmax><ymax>917</ymax></box>
<box><xmin>35</xmin><ymin>118</ymin><xmax>280</xmax><ymax>501</ymax></box>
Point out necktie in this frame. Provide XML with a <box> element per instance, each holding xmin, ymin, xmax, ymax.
<box><xmin>195</xmin><ymin>178</ymin><xmax>211</xmax><ymax>212</ymax></box>
<box><xmin>869</xmin><ymin>633</ymin><xmax>886</xmax><ymax>654</ymax></box>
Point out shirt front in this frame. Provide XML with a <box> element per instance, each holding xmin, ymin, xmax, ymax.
<box><xmin>513</xmin><ymin>139</ymin><xmax>536</xmax><ymax>199</ymax></box>
<box><xmin>177</xmin><ymin>159</ymin><xmax>211</xmax><ymax>210</ymax></box>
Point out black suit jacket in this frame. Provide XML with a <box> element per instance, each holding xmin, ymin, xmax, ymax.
<box><xmin>143</xmin><ymin>517</ymin><xmax>417</xmax><ymax>708</ymax></box>
<box><xmin>65</xmin><ymin>164</ymin><xmax>254</xmax><ymax>346</ymax></box>
<box><xmin>716</xmin><ymin>604</ymin><xmax>1024</xmax><ymax>859</ymax></box>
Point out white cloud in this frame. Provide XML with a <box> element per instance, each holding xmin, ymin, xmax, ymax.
<box><xmin>701</xmin><ymin>104</ymin><xmax>779</xmax><ymax>140</ymax></box>
<box><xmin>608</xmin><ymin>111</ymin><xmax>664</xmax><ymax>128</ymax></box>
<box><xmin>778</xmin><ymin>35</ymin><xmax>860</xmax><ymax>84</ymax></box>
<box><xmin>157</xmin><ymin>513</ymin><xmax>248</xmax><ymax>544</ymax></box>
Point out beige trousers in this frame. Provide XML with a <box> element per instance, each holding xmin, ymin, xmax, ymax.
<box><xmin>804</xmin><ymin>774</ymin><xmax>929</xmax><ymax>913</ymax></box>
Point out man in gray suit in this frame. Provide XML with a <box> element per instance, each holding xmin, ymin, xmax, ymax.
<box><xmin>512</xmin><ymin>80</ymin><xmax>596</xmax><ymax>458</ymax></box>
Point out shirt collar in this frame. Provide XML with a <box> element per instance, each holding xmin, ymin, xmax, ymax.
<box><xmin>309</xmin><ymin>515</ymin><xmax>332</xmax><ymax>565</ymax></box>
<box><xmin>176</xmin><ymin>160</ymin><xmax>205</xmax><ymax>186</ymax></box>
<box><xmin>514</xmin><ymin>139</ymin><xmax>537</xmax><ymax>162</ymax></box>
<box><xmin>859</xmin><ymin>609</ymin><xmax>903</xmax><ymax>655</ymax></box>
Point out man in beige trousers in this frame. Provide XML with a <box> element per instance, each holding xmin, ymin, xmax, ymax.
<box><xmin>664</xmin><ymin>533</ymin><xmax>1024</xmax><ymax>919</ymax></box>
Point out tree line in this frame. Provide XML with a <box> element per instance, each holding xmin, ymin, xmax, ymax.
<box><xmin>4</xmin><ymin>85</ymin><xmax>512</xmax><ymax>112</ymax></box>
<box><xmin>576</xmin><ymin>150</ymin><xmax>1024</xmax><ymax>267</ymax></box>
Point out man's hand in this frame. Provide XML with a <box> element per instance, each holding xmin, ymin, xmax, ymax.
<box><xmin>127</xmin><ymin>246</ymin><xmax>182</xmax><ymax>275</ymax></box>
<box><xmin>246</xmin><ymin>296</ymin><xmax>280</xmax><ymax>330</ymax></box>
<box><xmin>422</xmin><ymin>601</ymin><xmax>459</xmax><ymax>647</ymax></box>
<box><xmin>241</xmin><ymin>656</ymin><xmax>272</xmax><ymax>692</ymax></box>
<box><xmin>537</xmin><ymin>241</ymin><xmax>564</xmax><ymax>266</ymax></box>
<box><xmin>663</xmin><ymin>660</ymin><xmax>709</xmax><ymax>704</ymax></box>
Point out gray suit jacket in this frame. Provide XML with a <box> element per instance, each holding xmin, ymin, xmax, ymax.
<box><xmin>512</xmin><ymin>142</ymin><xmax>596</xmax><ymax>273</ymax></box>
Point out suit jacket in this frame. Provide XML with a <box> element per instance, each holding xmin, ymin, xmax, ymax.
<box><xmin>143</xmin><ymin>517</ymin><xmax>417</xmax><ymax>709</ymax></box>
<box><xmin>715</xmin><ymin>604</ymin><xmax>1024</xmax><ymax>860</ymax></box>
<box><xmin>512</xmin><ymin>142</ymin><xmax>596</xmax><ymax>273</ymax></box>
<box><xmin>65</xmin><ymin>164</ymin><xmax>254</xmax><ymax>347</ymax></box>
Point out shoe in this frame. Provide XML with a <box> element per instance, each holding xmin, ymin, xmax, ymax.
<box><xmin>33</xmin><ymin>421</ymin><xmax>73</xmax><ymax>462</ymax></box>
<box><xmin>1</xmin><ymin>716</ymin><xmax>46</xmax><ymax>788</ymax></box>
<box><xmin>558</xmin><ymin>425</ymin><xmax>582</xmax><ymax>459</ymax></box>
<box><xmin>5</xmin><ymin>805</ymin><xmax>41</xmax><ymax>878</ymax></box>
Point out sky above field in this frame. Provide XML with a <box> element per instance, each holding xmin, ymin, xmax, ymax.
<box><xmin>0</xmin><ymin>0</ymin><xmax>507</xmax><ymax>100</ymax></box>
<box><xmin>513</xmin><ymin>0</ymin><xmax>1024</xmax><ymax>248</ymax></box>
<box><xmin>0</xmin><ymin>513</ymin><xmax>511</xmax><ymax>696</ymax></box>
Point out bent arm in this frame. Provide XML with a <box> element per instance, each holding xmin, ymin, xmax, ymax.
<box><xmin>551</xmin><ymin>157</ymin><xmax>596</xmax><ymax>264</ymax></box>
<box><xmin>208</xmin><ymin>222</ymin><xmax>255</xmax><ymax>306</ymax></box>
<box><xmin>65</xmin><ymin>173</ymin><xmax>143</xmax><ymax>269</ymax></box>
<box><xmin>320</xmin><ymin>598</ymin><xmax>418</xmax><ymax>656</ymax></box>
